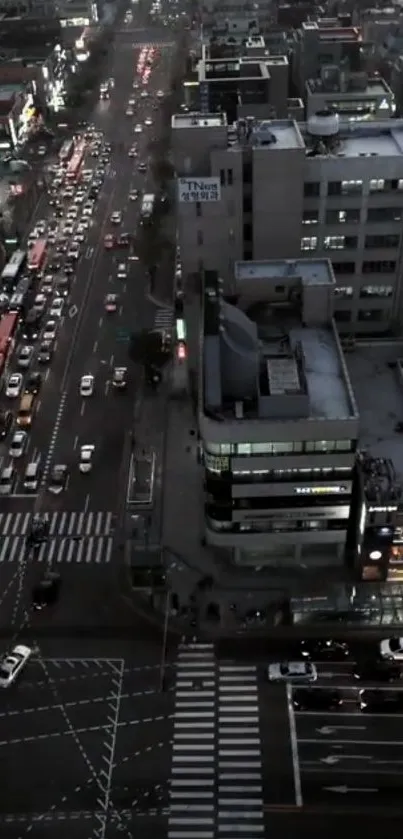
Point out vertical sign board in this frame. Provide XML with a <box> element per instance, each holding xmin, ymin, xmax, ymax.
<box><xmin>177</xmin><ymin>177</ymin><xmax>221</xmax><ymax>203</ymax></box>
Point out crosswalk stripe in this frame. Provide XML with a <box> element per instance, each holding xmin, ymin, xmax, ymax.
<box><xmin>0</xmin><ymin>511</ymin><xmax>113</xmax><ymax>537</ymax></box>
<box><xmin>0</xmin><ymin>535</ymin><xmax>114</xmax><ymax>564</ymax></box>
<box><xmin>153</xmin><ymin>307</ymin><xmax>173</xmax><ymax>330</ymax></box>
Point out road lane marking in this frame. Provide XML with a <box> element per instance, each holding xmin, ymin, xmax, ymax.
<box><xmin>69</xmin><ymin>305</ymin><xmax>78</xmax><ymax>318</ymax></box>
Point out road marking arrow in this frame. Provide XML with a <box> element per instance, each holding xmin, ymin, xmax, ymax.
<box><xmin>321</xmin><ymin>755</ymin><xmax>371</xmax><ymax>765</ymax></box>
<box><xmin>324</xmin><ymin>786</ymin><xmax>378</xmax><ymax>794</ymax></box>
<box><xmin>69</xmin><ymin>305</ymin><xmax>78</xmax><ymax>318</ymax></box>
<box><xmin>317</xmin><ymin>726</ymin><xmax>366</xmax><ymax>735</ymax></box>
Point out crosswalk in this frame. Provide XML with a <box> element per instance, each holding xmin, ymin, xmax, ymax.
<box><xmin>153</xmin><ymin>307</ymin><xmax>173</xmax><ymax>331</ymax></box>
<box><xmin>0</xmin><ymin>535</ymin><xmax>114</xmax><ymax>564</ymax></box>
<box><xmin>169</xmin><ymin>642</ymin><xmax>264</xmax><ymax>839</ymax></box>
<box><xmin>0</xmin><ymin>511</ymin><xmax>113</xmax><ymax>538</ymax></box>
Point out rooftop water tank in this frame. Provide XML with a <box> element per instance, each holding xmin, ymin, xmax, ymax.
<box><xmin>307</xmin><ymin>109</ymin><xmax>340</xmax><ymax>138</ymax></box>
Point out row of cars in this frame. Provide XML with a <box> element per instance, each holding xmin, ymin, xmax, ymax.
<box><xmin>268</xmin><ymin>637</ymin><xmax>403</xmax><ymax>714</ymax></box>
<box><xmin>0</xmin><ymin>132</ymin><xmax>113</xmax><ymax>495</ymax></box>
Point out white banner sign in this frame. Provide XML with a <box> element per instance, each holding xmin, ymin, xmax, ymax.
<box><xmin>178</xmin><ymin>177</ymin><xmax>221</xmax><ymax>203</ymax></box>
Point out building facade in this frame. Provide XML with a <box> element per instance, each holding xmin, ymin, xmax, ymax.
<box><xmin>173</xmin><ymin>113</ymin><xmax>403</xmax><ymax>335</ymax></box>
<box><xmin>199</xmin><ymin>259</ymin><xmax>359</xmax><ymax>567</ymax></box>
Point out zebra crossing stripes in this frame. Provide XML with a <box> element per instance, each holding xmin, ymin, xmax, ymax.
<box><xmin>170</xmin><ymin>642</ymin><xmax>216</xmax><ymax>839</ymax></box>
<box><xmin>153</xmin><ymin>307</ymin><xmax>173</xmax><ymax>331</ymax></box>
<box><xmin>0</xmin><ymin>511</ymin><xmax>113</xmax><ymax>538</ymax></box>
<box><xmin>0</xmin><ymin>535</ymin><xmax>113</xmax><ymax>564</ymax></box>
<box><xmin>218</xmin><ymin>665</ymin><xmax>264</xmax><ymax>836</ymax></box>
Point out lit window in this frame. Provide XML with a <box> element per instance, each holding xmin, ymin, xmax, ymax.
<box><xmin>341</xmin><ymin>180</ymin><xmax>362</xmax><ymax>195</ymax></box>
<box><xmin>301</xmin><ymin>236</ymin><xmax>317</xmax><ymax>251</ymax></box>
<box><xmin>360</xmin><ymin>285</ymin><xmax>393</xmax><ymax>298</ymax></box>
<box><xmin>369</xmin><ymin>178</ymin><xmax>385</xmax><ymax>192</ymax></box>
<box><xmin>324</xmin><ymin>235</ymin><xmax>345</xmax><ymax>250</ymax></box>
<box><xmin>334</xmin><ymin>286</ymin><xmax>353</xmax><ymax>298</ymax></box>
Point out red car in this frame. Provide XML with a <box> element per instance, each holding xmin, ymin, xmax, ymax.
<box><xmin>104</xmin><ymin>234</ymin><xmax>114</xmax><ymax>249</ymax></box>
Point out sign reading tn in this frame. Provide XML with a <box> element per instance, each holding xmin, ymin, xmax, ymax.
<box><xmin>178</xmin><ymin>177</ymin><xmax>221</xmax><ymax>203</ymax></box>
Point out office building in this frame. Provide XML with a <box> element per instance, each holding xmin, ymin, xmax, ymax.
<box><xmin>291</xmin><ymin>19</ymin><xmax>364</xmax><ymax>97</ymax></box>
<box><xmin>199</xmin><ymin>259</ymin><xmax>358</xmax><ymax>568</ymax></box>
<box><xmin>173</xmin><ymin>112</ymin><xmax>403</xmax><ymax>334</ymax></box>
<box><xmin>306</xmin><ymin>69</ymin><xmax>395</xmax><ymax>120</ymax></box>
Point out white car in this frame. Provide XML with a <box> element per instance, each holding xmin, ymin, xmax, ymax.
<box><xmin>134</xmin><ymin>124</ymin><xmax>143</xmax><ymax>134</ymax></box>
<box><xmin>267</xmin><ymin>661</ymin><xmax>318</xmax><ymax>683</ymax></box>
<box><xmin>63</xmin><ymin>223</ymin><xmax>74</xmax><ymax>236</ymax></box>
<box><xmin>50</xmin><ymin>297</ymin><xmax>64</xmax><ymax>318</ymax></box>
<box><xmin>140</xmin><ymin>90</ymin><xmax>148</xmax><ymax>98</ymax></box>
<box><xmin>17</xmin><ymin>345</ymin><xmax>34</xmax><ymax>369</ymax></box>
<box><xmin>43</xmin><ymin>320</ymin><xmax>57</xmax><ymax>341</ymax></box>
<box><xmin>41</xmin><ymin>274</ymin><xmax>54</xmax><ymax>295</ymax></box>
<box><xmin>82</xmin><ymin>205</ymin><xmax>93</xmax><ymax>218</ymax></box>
<box><xmin>68</xmin><ymin>246</ymin><xmax>80</xmax><ymax>260</ymax></box>
<box><xmin>380</xmin><ymin>637</ymin><xmax>403</xmax><ymax>660</ymax></box>
<box><xmin>117</xmin><ymin>262</ymin><xmax>127</xmax><ymax>279</ymax></box>
<box><xmin>79</xmin><ymin>444</ymin><xmax>95</xmax><ymax>473</ymax></box>
<box><xmin>80</xmin><ymin>374</ymin><xmax>94</xmax><ymax>397</ymax></box>
<box><xmin>156</xmin><ymin>89</ymin><xmax>164</xmax><ymax>98</ymax></box>
<box><xmin>110</xmin><ymin>211</ymin><xmax>122</xmax><ymax>224</ymax></box>
<box><xmin>6</xmin><ymin>373</ymin><xmax>23</xmax><ymax>398</ymax></box>
<box><xmin>144</xmin><ymin>117</ymin><xmax>153</xmax><ymax>126</ymax></box>
<box><xmin>67</xmin><ymin>207</ymin><xmax>78</xmax><ymax>219</ymax></box>
<box><xmin>9</xmin><ymin>430</ymin><xmax>27</xmax><ymax>458</ymax></box>
<box><xmin>33</xmin><ymin>294</ymin><xmax>47</xmax><ymax>314</ymax></box>
<box><xmin>0</xmin><ymin>644</ymin><xmax>32</xmax><ymax>688</ymax></box>
<box><xmin>126</xmin><ymin>108</ymin><xmax>134</xmax><ymax>116</ymax></box>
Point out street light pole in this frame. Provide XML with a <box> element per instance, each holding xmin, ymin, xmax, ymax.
<box><xmin>159</xmin><ymin>586</ymin><xmax>170</xmax><ymax>692</ymax></box>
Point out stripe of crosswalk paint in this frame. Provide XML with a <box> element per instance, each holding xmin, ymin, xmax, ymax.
<box><xmin>0</xmin><ymin>511</ymin><xmax>114</xmax><ymax>537</ymax></box>
<box><xmin>0</xmin><ymin>535</ymin><xmax>114</xmax><ymax>564</ymax></box>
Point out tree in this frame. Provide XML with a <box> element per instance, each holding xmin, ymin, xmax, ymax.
<box><xmin>134</xmin><ymin>225</ymin><xmax>170</xmax><ymax>277</ymax></box>
<box><xmin>128</xmin><ymin>329</ymin><xmax>169</xmax><ymax>369</ymax></box>
<box><xmin>151</xmin><ymin>157</ymin><xmax>174</xmax><ymax>188</ymax></box>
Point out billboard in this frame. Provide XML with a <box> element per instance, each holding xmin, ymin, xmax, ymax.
<box><xmin>178</xmin><ymin>177</ymin><xmax>221</xmax><ymax>203</ymax></box>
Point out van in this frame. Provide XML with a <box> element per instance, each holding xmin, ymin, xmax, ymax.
<box><xmin>0</xmin><ymin>465</ymin><xmax>14</xmax><ymax>495</ymax></box>
<box><xmin>17</xmin><ymin>394</ymin><xmax>34</xmax><ymax>428</ymax></box>
<box><xmin>24</xmin><ymin>460</ymin><xmax>41</xmax><ymax>492</ymax></box>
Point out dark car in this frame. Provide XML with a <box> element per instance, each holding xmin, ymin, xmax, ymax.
<box><xmin>38</xmin><ymin>340</ymin><xmax>54</xmax><ymax>363</ymax></box>
<box><xmin>55</xmin><ymin>276</ymin><xmax>71</xmax><ymax>296</ymax></box>
<box><xmin>27</xmin><ymin>514</ymin><xmax>49</xmax><ymax>546</ymax></box>
<box><xmin>0</xmin><ymin>410</ymin><xmax>13</xmax><ymax>440</ymax></box>
<box><xmin>48</xmin><ymin>258</ymin><xmax>62</xmax><ymax>272</ymax></box>
<box><xmin>117</xmin><ymin>233</ymin><xmax>130</xmax><ymax>247</ymax></box>
<box><xmin>293</xmin><ymin>688</ymin><xmax>343</xmax><ymax>712</ymax></box>
<box><xmin>354</xmin><ymin>659</ymin><xmax>402</xmax><ymax>683</ymax></box>
<box><xmin>300</xmin><ymin>639</ymin><xmax>350</xmax><ymax>660</ymax></box>
<box><xmin>358</xmin><ymin>689</ymin><xmax>403</xmax><ymax>713</ymax></box>
<box><xmin>32</xmin><ymin>570</ymin><xmax>61</xmax><ymax>611</ymax></box>
<box><xmin>48</xmin><ymin>464</ymin><xmax>68</xmax><ymax>495</ymax></box>
<box><xmin>24</xmin><ymin>372</ymin><xmax>42</xmax><ymax>395</ymax></box>
<box><xmin>88</xmin><ymin>187</ymin><xmax>99</xmax><ymax>200</ymax></box>
<box><xmin>64</xmin><ymin>261</ymin><xmax>74</xmax><ymax>275</ymax></box>
<box><xmin>22</xmin><ymin>309</ymin><xmax>42</xmax><ymax>341</ymax></box>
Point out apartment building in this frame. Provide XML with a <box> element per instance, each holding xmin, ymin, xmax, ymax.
<box><xmin>199</xmin><ymin>259</ymin><xmax>359</xmax><ymax>567</ymax></box>
<box><xmin>173</xmin><ymin>112</ymin><xmax>403</xmax><ymax>334</ymax></box>
<box><xmin>291</xmin><ymin>19</ymin><xmax>364</xmax><ymax>96</ymax></box>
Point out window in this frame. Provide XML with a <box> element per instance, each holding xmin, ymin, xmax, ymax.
<box><xmin>332</xmin><ymin>261</ymin><xmax>356</xmax><ymax>275</ymax></box>
<box><xmin>334</xmin><ymin>286</ymin><xmax>353</xmax><ymax>298</ymax></box>
<box><xmin>323</xmin><ymin>235</ymin><xmax>357</xmax><ymax>250</ymax></box>
<box><xmin>304</xmin><ymin>182</ymin><xmax>320</xmax><ymax>197</ymax></box>
<box><xmin>197</xmin><ymin>230</ymin><xmax>203</xmax><ymax>246</ymax></box>
<box><xmin>272</xmin><ymin>442</ymin><xmax>294</xmax><ymax>454</ymax></box>
<box><xmin>360</xmin><ymin>285</ymin><xmax>393</xmax><ymax>298</ymax></box>
<box><xmin>227</xmin><ymin>168</ymin><xmax>233</xmax><ymax>186</ymax></box>
<box><xmin>365</xmin><ymin>234</ymin><xmax>400</xmax><ymax>249</ymax></box>
<box><xmin>302</xmin><ymin>210</ymin><xmax>319</xmax><ymax>225</ymax></box>
<box><xmin>369</xmin><ymin>178</ymin><xmax>385</xmax><ymax>192</ymax></box>
<box><xmin>243</xmin><ymin>195</ymin><xmax>252</xmax><ymax>212</ymax></box>
<box><xmin>367</xmin><ymin>207</ymin><xmax>403</xmax><ymax>223</ymax></box>
<box><xmin>334</xmin><ymin>310</ymin><xmax>352</xmax><ymax>322</ymax></box>
<box><xmin>220</xmin><ymin>169</ymin><xmax>225</xmax><ymax>186</ymax></box>
<box><xmin>244</xmin><ymin>222</ymin><xmax>252</xmax><ymax>241</ymax></box>
<box><xmin>237</xmin><ymin>444</ymin><xmax>252</xmax><ymax>454</ymax></box>
<box><xmin>301</xmin><ymin>236</ymin><xmax>317</xmax><ymax>251</ymax></box>
<box><xmin>362</xmin><ymin>260</ymin><xmax>396</xmax><ymax>274</ymax></box>
<box><xmin>323</xmin><ymin>235</ymin><xmax>345</xmax><ymax>250</ymax></box>
<box><xmin>326</xmin><ymin>209</ymin><xmax>360</xmax><ymax>224</ymax></box>
<box><xmin>341</xmin><ymin>179</ymin><xmax>362</xmax><ymax>195</ymax></box>
<box><xmin>196</xmin><ymin>201</ymin><xmax>202</xmax><ymax>217</ymax></box>
<box><xmin>358</xmin><ymin>309</ymin><xmax>384</xmax><ymax>322</ymax></box>
<box><xmin>305</xmin><ymin>440</ymin><xmax>353</xmax><ymax>453</ymax></box>
<box><xmin>327</xmin><ymin>181</ymin><xmax>341</xmax><ymax>196</ymax></box>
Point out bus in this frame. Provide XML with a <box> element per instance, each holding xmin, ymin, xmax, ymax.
<box><xmin>28</xmin><ymin>239</ymin><xmax>47</xmax><ymax>272</ymax></box>
<box><xmin>140</xmin><ymin>193</ymin><xmax>155</xmax><ymax>222</ymax></box>
<box><xmin>0</xmin><ymin>249</ymin><xmax>26</xmax><ymax>289</ymax></box>
<box><xmin>66</xmin><ymin>148</ymin><xmax>85</xmax><ymax>182</ymax></box>
<box><xmin>59</xmin><ymin>138</ymin><xmax>74</xmax><ymax>165</ymax></box>
<box><xmin>0</xmin><ymin>311</ymin><xmax>19</xmax><ymax>381</ymax></box>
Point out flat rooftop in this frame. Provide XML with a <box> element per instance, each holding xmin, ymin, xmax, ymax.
<box><xmin>306</xmin><ymin>76</ymin><xmax>391</xmax><ymax>98</ymax></box>
<box><xmin>235</xmin><ymin>258</ymin><xmax>335</xmax><ymax>287</ymax></box>
<box><xmin>172</xmin><ymin>112</ymin><xmax>227</xmax><ymax>129</ymax></box>
<box><xmin>302</xmin><ymin>118</ymin><xmax>403</xmax><ymax>157</ymax></box>
<box><xmin>346</xmin><ymin>343</ymin><xmax>403</xmax><ymax>482</ymax></box>
<box><xmin>228</xmin><ymin>119</ymin><xmax>305</xmax><ymax>150</ymax></box>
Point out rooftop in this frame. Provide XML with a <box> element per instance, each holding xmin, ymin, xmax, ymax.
<box><xmin>228</xmin><ymin>118</ymin><xmax>305</xmax><ymax>150</ymax></box>
<box><xmin>346</xmin><ymin>343</ymin><xmax>403</xmax><ymax>485</ymax></box>
<box><xmin>172</xmin><ymin>112</ymin><xmax>227</xmax><ymax>129</ymax></box>
<box><xmin>302</xmin><ymin>118</ymin><xmax>403</xmax><ymax>158</ymax></box>
<box><xmin>307</xmin><ymin>75</ymin><xmax>392</xmax><ymax>98</ymax></box>
<box><xmin>235</xmin><ymin>258</ymin><xmax>334</xmax><ymax>287</ymax></box>
<box><xmin>199</xmin><ymin>58</ymin><xmax>267</xmax><ymax>81</ymax></box>
<box><xmin>202</xmin><ymin>263</ymin><xmax>356</xmax><ymax>424</ymax></box>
